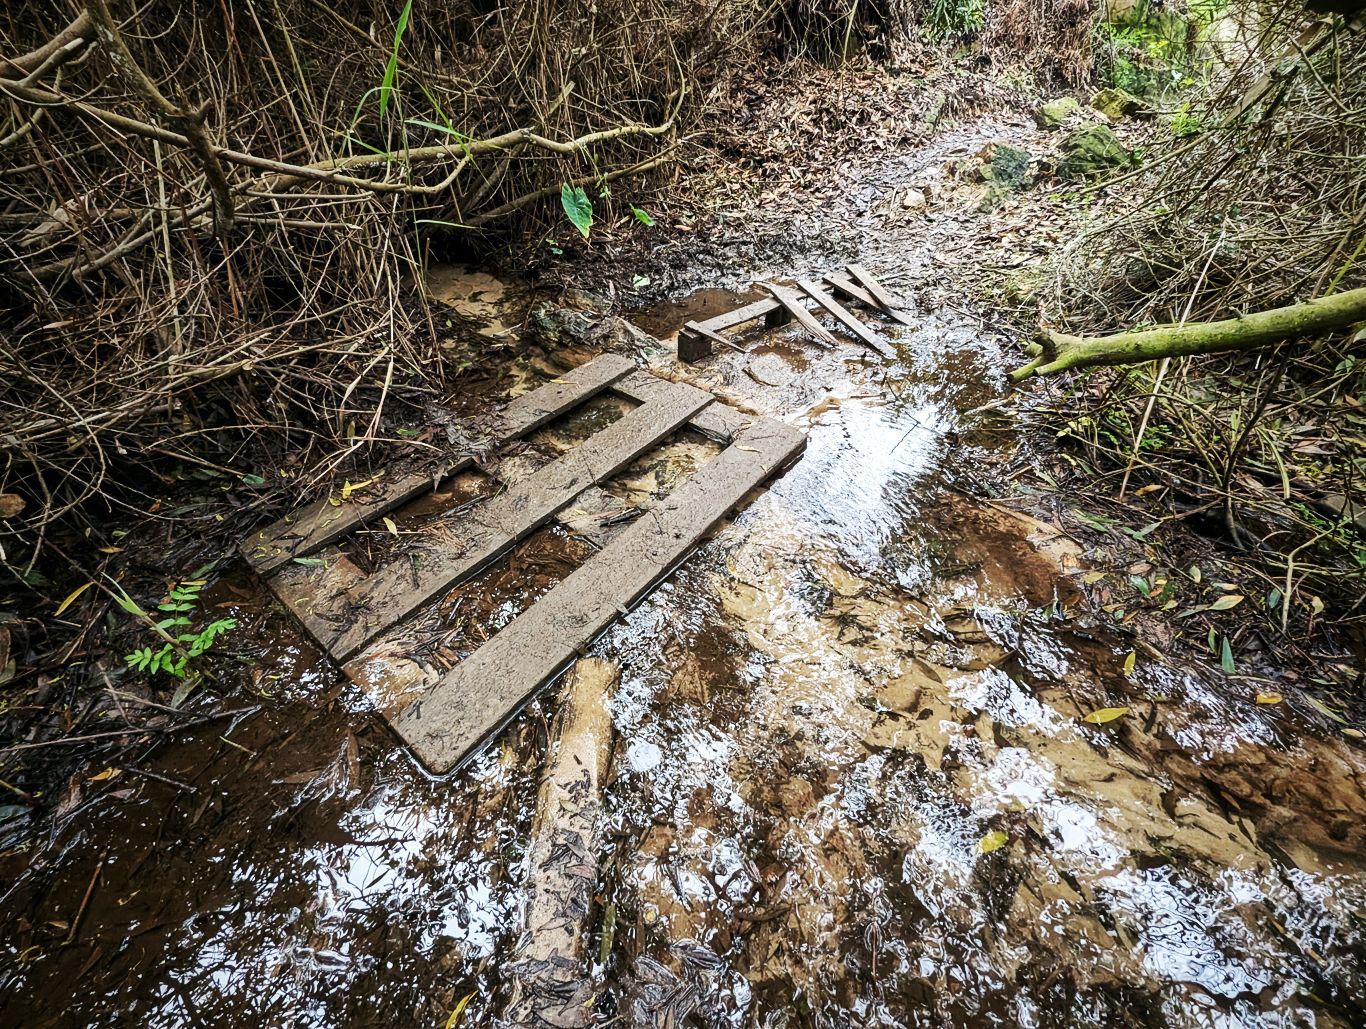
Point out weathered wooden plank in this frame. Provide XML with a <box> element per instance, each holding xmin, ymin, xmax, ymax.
<box><xmin>688</xmin><ymin>320</ymin><xmax>745</xmax><ymax>352</ymax></box>
<box><xmin>696</xmin><ymin>297</ymin><xmax>783</xmax><ymax>334</ymax></box>
<box><xmin>796</xmin><ymin>278</ymin><xmax>896</xmax><ymax>358</ymax></box>
<box><xmin>324</xmin><ymin>378</ymin><xmax>714</xmax><ymax>659</ymax></box>
<box><xmin>390</xmin><ymin>416</ymin><xmax>807</xmax><ymax>774</ymax></box>
<box><xmin>824</xmin><ymin>272</ymin><xmax>917</xmax><ymax>327</ymax></box>
<box><xmin>241</xmin><ymin>353</ymin><xmax>636</xmax><ymax>573</ymax></box>
<box><xmin>846</xmin><ymin>263</ymin><xmax>915</xmax><ymax>321</ymax></box>
<box><xmin>676</xmin><ymin>324</ymin><xmax>712</xmax><ymax>363</ymax></box>
<box><xmin>612</xmin><ymin>369</ymin><xmax>751</xmax><ymax>442</ymax></box>
<box><xmin>760</xmin><ymin>283</ymin><xmax>838</xmax><ymax>349</ymax></box>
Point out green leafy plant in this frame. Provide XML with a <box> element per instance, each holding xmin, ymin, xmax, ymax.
<box><xmin>560</xmin><ymin>184</ymin><xmax>593</xmax><ymax>239</ymax></box>
<box><xmin>630</xmin><ymin>204</ymin><xmax>655</xmax><ymax>226</ymax></box>
<box><xmin>121</xmin><ymin>576</ymin><xmax>237</xmax><ymax>681</ymax></box>
<box><xmin>379</xmin><ymin>0</ymin><xmax>414</xmax><ymax>123</ymax></box>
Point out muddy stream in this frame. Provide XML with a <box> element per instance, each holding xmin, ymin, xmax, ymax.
<box><xmin>5</xmin><ymin>232</ymin><xmax>1366</xmax><ymax>1025</ymax></box>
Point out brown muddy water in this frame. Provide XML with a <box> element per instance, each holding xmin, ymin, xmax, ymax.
<box><xmin>2</xmin><ymin>281</ymin><xmax>1365</xmax><ymax>1029</ymax></box>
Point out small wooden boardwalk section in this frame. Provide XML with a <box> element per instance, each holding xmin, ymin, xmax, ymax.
<box><xmin>244</xmin><ymin>354</ymin><xmax>805</xmax><ymax>774</ymax></box>
<box><xmin>676</xmin><ymin>263</ymin><xmax>913</xmax><ymax>361</ymax></box>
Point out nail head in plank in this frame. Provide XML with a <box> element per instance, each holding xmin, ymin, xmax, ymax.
<box><xmin>760</xmin><ymin>282</ymin><xmax>839</xmax><ymax>349</ymax></box>
<box><xmin>795</xmin><ymin>278</ymin><xmax>896</xmax><ymax>358</ymax></box>
<box><xmin>326</xmin><ymin>378</ymin><xmax>714</xmax><ymax>659</ymax></box>
<box><xmin>241</xmin><ymin>353</ymin><xmax>635</xmax><ymax>573</ymax></box>
<box><xmin>391</xmin><ymin>416</ymin><xmax>807</xmax><ymax>773</ymax></box>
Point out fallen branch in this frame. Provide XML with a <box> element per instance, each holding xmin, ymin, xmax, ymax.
<box><xmin>503</xmin><ymin>657</ymin><xmax>619</xmax><ymax>1029</ymax></box>
<box><xmin>1011</xmin><ymin>285</ymin><xmax>1366</xmax><ymax>380</ymax></box>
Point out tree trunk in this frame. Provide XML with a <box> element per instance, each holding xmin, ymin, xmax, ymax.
<box><xmin>1010</xmin><ymin>286</ymin><xmax>1366</xmax><ymax>380</ymax></box>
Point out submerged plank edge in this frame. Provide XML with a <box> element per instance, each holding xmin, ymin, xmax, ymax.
<box><xmin>391</xmin><ymin>416</ymin><xmax>806</xmax><ymax>774</ymax></box>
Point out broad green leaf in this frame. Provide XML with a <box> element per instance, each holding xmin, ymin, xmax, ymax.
<box><xmin>292</xmin><ymin>557</ymin><xmax>325</xmax><ymax>567</ymax></box>
<box><xmin>1083</xmin><ymin>706</ymin><xmax>1129</xmax><ymax>724</ymax></box>
<box><xmin>560</xmin><ymin>184</ymin><xmax>593</xmax><ymax>239</ymax></box>
<box><xmin>630</xmin><ymin>204</ymin><xmax>655</xmax><ymax>226</ymax></box>
<box><xmin>978</xmin><ymin>830</ymin><xmax>1009</xmax><ymax>854</ymax></box>
<box><xmin>1220</xmin><ymin>635</ymin><xmax>1235</xmax><ymax>673</ymax></box>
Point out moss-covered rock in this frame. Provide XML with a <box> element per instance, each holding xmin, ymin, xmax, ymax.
<box><xmin>1035</xmin><ymin>96</ymin><xmax>1081</xmax><ymax>130</ymax></box>
<box><xmin>979</xmin><ymin>143</ymin><xmax>1035</xmax><ymax>189</ymax></box>
<box><xmin>1057</xmin><ymin>124</ymin><xmax>1134</xmax><ymax>180</ymax></box>
<box><xmin>1090</xmin><ymin>86</ymin><xmax>1144</xmax><ymax>122</ymax></box>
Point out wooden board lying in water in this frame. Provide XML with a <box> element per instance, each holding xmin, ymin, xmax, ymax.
<box><xmin>249</xmin><ymin>353</ymin><xmax>805</xmax><ymax>774</ymax></box>
<box><xmin>393</xmin><ymin>415</ymin><xmax>806</xmax><ymax>773</ymax></box>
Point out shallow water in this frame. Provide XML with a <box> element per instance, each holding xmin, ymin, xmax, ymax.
<box><xmin>2</xmin><ymin>280</ymin><xmax>1365</xmax><ymax>1028</ymax></box>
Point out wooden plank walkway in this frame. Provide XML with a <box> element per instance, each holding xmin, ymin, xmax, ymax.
<box><xmin>761</xmin><ymin>283</ymin><xmax>839</xmax><ymax>348</ymax></box>
<box><xmin>241</xmin><ymin>354</ymin><xmax>635</xmax><ymax>573</ymax></box>
<box><xmin>322</xmin><ymin>377</ymin><xmax>712</xmax><ymax>659</ymax></box>
<box><xmin>252</xmin><ymin>353</ymin><xmax>806</xmax><ymax>774</ymax></box>
<box><xmin>391</xmin><ymin>415</ymin><xmax>807</xmax><ymax>773</ymax></box>
<box><xmin>796</xmin><ymin>278</ymin><xmax>897</xmax><ymax>358</ymax></box>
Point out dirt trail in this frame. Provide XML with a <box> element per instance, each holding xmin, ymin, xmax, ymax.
<box><xmin>2</xmin><ymin>111</ymin><xmax>1365</xmax><ymax>1029</ymax></box>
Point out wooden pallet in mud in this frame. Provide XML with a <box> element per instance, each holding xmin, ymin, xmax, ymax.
<box><xmin>677</xmin><ymin>263</ymin><xmax>912</xmax><ymax>362</ymax></box>
<box><xmin>242</xmin><ymin>354</ymin><xmax>805</xmax><ymax>774</ymax></box>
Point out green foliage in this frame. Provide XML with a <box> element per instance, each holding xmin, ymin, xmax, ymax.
<box><xmin>379</xmin><ymin>0</ymin><xmax>414</xmax><ymax>123</ymax></box>
<box><xmin>922</xmin><ymin>0</ymin><xmax>985</xmax><ymax>40</ymax></box>
<box><xmin>1169</xmin><ymin>102</ymin><xmax>1205</xmax><ymax>137</ymax></box>
<box><xmin>123</xmin><ymin>577</ymin><xmax>236</xmax><ymax>680</ymax></box>
<box><xmin>630</xmin><ymin>204</ymin><xmax>655</xmax><ymax>227</ymax></box>
<box><xmin>560</xmin><ymin>184</ymin><xmax>593</xmax><ymax>239</ymax></box>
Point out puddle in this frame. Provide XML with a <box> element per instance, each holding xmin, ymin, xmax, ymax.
<box><xmin>4</xmin><ymin>231</ymin><xmax>1366</xmax><ymax>1029</ymax></box>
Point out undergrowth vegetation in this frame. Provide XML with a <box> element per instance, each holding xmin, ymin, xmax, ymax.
<box><xmin>1039</xmin><ymin>3</ymin><xmax>1366</xmax><ymax>695</ymax></box>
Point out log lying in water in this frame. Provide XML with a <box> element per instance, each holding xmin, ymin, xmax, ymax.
<box><xmin>1010</xmin><ymin>285</ymin><xmax>1366</xmax><ymax>380</ymax></box>
<box><xmin>503</xmin><ymin>657</ymin><xmax>619</xmax><ymax>1029</ymax></box>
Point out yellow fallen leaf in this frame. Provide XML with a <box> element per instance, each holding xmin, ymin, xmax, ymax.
<box><xmin>1083</xmin><ymin>706</ymin><xmax>1129</xmax><ymax>724</ymax></box>
<box><xmin>1081</xmin><ymin>570</ymin><xmax>1106</xmax><ymax>584</ymax></box>
<box><xmin>445</xmin><ymin>992</ymin><xmax>475</xmax><ymax>1028</ymax></box>
<box><xmin>383</xmin><ymin>516</ymin><xmax>398</xmax><ymax>536</ymax></box>
<box><xmin>339</xmin><ymin>477</ymin><xmax>375</xmax><ymax>502</ymax></box>
<box><xmin>1123</xmin><ymin>651</ymin><xmax>1136</xmax><ymax>676</ymax></box>
<box><xmin>978</xmin><ymin>830</ymin><xmax>1009</xmax><ymax>854</ymax></box>
<box><xmin>88</xmin><ymin>767</ymin><xmax>121</xmax><ymax>782</ymax></box>
<box><xmin>1255</xmin><ymin>692</ymin><xmax>1282</xmax><ymax>705</ymax></box>
<box><xmin>1209</xmin><ymin>594</ymin><xmax>1244</xmax><ymax>611</ymax></box>
<box><xmin>1343</xmin><ymin>728</ymin><xmax>1364</xmax><ymax>739</ymax></box>
<box><xmin>55</xmin><ymin>581</ymin><xmax>94</xmax><ymax>616</ymax></box>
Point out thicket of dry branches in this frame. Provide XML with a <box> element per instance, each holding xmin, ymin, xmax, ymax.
<box><xmin>0</xmin><ymin>0</ymin><xmax>780</xmax><ymax>577</ymax></box>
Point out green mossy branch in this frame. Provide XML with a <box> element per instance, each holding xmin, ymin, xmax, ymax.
<box><xmin>1011</xmin><ymin>285</ymin><xmax>1366</xmax><ymax>380</ymax></box>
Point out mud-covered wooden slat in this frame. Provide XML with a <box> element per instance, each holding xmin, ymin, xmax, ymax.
<box><xmin>698</xmin><ymin>297</ymin><xmax>783</xmax><ymax>333</ymax></box>
<box><xmin>241</xmin><ymin>353</ymin><xmax>634</xmax><ymax>573</ymax></box>
<box><xmin>796</xmin><ymin>278</ymin><xmax>896</xmax><ymax>358</ymax></box>
<box><xmin>324</xmin><ymin>378</ymin><xmax>714</xmax><ymax>660</ymax></box>
<box><xmin>824</xmin><ymin>272</ymin><xmax>918</xmax><ymax>327</ymax></box>
<box><xmin>846</xmin><ymin>263</ymin><xmax>914</xmax><ymax>321</ymax></box>
<box><xmin>611</xmin><ymin>369</ymin><xmax>752</xmax><ymax>443</ymax></box>
<box><xmin>390</xmin><ymin>416</ymin><xmax>807</xmax><ymax>774</ymax></box>
<box><xmin>761</xmin><ymin>283</ymin><xmax>839</xmax><ymax>349</ymax></box>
